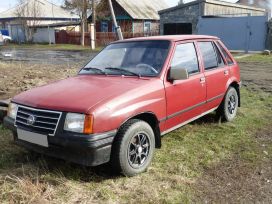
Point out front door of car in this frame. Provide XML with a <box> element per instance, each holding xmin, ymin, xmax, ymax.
<box><xmin>197</xmin><ymin>41</ymin><xmax>230</xmax><ymax>111</ymax></box>
<box><xmin>164</xmin><ymin>41</ymin><xmax>206</xmax><ymax>131</ymax></box>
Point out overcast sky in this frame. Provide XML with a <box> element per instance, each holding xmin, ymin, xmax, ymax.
<box><xmin>0</xmin><ymin>0</ymin><xmax>238</xmax><ymax>13</ymax></box>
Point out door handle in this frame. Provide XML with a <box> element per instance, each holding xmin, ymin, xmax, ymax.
<box><xmin>224</xmin><ymin>70</ymin><xmax>229</xmax><ymax>76</ymax></box>
<box><xmin>200</xmin><ymin>77</ymin><xmax>206</xmax><ymax>84</ymax></box>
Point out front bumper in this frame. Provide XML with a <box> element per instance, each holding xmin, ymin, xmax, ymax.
<box><xmin>3</xmin><ymin>116</ymin><xmax>117</xmax><ymax>166</ymax></box>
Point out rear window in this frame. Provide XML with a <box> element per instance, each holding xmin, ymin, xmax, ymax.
<box><xmin>216</xmin><ymin>42</ymin><xmax>234</xmax><ymax>65</ymax></box>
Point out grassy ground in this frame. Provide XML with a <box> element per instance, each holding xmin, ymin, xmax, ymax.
<box><xmin>1</xmin><ymin>43</ymin><xmax>103</xmax><ymax>52</ymax></box>
<box><xmin>237</xmin><ymin>53</ymin><xmax>272</xmax><ymax>63</ymax></box>
<box><xmin>0</xmin><ymin>54</ymin><xmax>271</xmax><ymax>203</ymax></box>
<box><xmin>0</xmin><ymin>87</ymin><xmax>271</xmax><ymax>203</ymax></box>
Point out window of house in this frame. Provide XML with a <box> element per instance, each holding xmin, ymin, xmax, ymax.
<box><xmin>144</xmin><ymin>21</ymin><xmax>151</xmax><ymax>36</ymax></box>
<box><xmin>101</xmin><ymin>21</ymin><xmax>108</xmax><ymax>32</ymax></box>
<box><xmin>171</xmin><ymin>43</ymin><xmax>199</xmax><ymax>75</ymax></box>
<box><xmin>198</xmin><ymin>42</ymin><xmax>218</xmax><ymax>70</ymax></box>
<box><xmin>216</xmin><ymin>42</ymin><xmax>234</xmax><ymax>65</ymax></box>
<box><xmin>112</xmin><ymin>24</ymin><xmax>116</xmax><ymax>32</ymax></box>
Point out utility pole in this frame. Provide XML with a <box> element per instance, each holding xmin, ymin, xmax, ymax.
<box><xmin>91</xmin><ymin>0</ymin><xmax>96</xmax><ymax>49</ymax></box>
<box><xmin>108</xmin><ymin>0</ymin><xmax>123</xmax><ymax>40</ymax></box>
<box><xmin>92</xmin><ymin>0</ymin><xmax>96</xmax><ymax>25</ymax></box>
<box><xmin>81</xmin><ymin>0</ymin><xmax>87</xmax><ymax>46</ymax></box>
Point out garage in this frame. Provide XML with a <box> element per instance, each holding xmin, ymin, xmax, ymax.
<box><xmin>159</xmin><ymin>0</ymin><xmax>266</xmax><ymax>35</ymax></box>
<box><xmin>163</xmin><ymin>23</ymin><xmax>192</xmax><ymax>35</ymax></box>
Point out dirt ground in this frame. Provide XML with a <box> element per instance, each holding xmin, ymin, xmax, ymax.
<box><xmin>239</xmin><ymin>61</ymin><xmax>272</xmax><ymax>93</ymax></box>
<box><xmin>1</xmin><ymin>59</ymin><xmax>272</xmax><ymax>100</ymax></box>
<box><xmin>0</xmin><ymin>61</ymin><xmax>79</xmax><ymax>100</ymax></box>
<box><xmin>194</xmin><ymin>126</ymin><xmax>272</xmax><ymax>203</ymax></box>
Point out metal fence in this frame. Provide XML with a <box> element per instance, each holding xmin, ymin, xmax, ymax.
<box><xmin>197</xmin><ymin>15</ymin><xmax>268</xmax><ymax>52</ymax></box>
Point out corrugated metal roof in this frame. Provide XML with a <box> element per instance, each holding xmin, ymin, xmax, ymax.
<box><xmin>159</xmin><ymin>0</ymin><xmax>265</xmax><ymax>14</ymax></box>
<box><xmin>0</xmin><ymin>0</ymin><xmax>79</xmax><ymax>20</ymax></box>
<box><xmin>115</xmin><ymin>0</ymin><xmax>169</xmax><ymax>20</ymax></box>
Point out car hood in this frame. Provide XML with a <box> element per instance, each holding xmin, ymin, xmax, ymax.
<box><xmin>13</xmin><ymin>75</ymin><xmax>154</xmax><ymax>113</ymax></box>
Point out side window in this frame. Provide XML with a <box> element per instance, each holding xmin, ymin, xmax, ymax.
<box><xmin>171</xmin><ymin>43</ymin><xmax>199</xmax><ymax>75</ymax></box>
<box><xmin>198</xmin><ymin>41</ymin><xmax>218</xmax><ymax>70</ymax></box>
<box><xmin>216</xmin><ymin>41</ymin><xmax>234</xmax><ymax>65</ymax></box>
<box><xmin>214</xmin><ymin>42</ymin><xmax>225</xmax><ymax>67</ymax></box>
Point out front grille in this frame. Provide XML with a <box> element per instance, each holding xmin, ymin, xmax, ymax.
<box><xmin>15</xmin><ymin>106</ymin><xmax>62</xmax><ymax>136</ymax></box>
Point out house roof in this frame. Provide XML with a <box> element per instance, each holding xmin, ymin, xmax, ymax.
<box><xmin>159</xmin><ymin>0</ymin><xmax>265</xmax><ymax>14</ymax></box>
<box><xmin>237</xmin><ymin>0</ymin><xmax>271</xmax><ymax>12</ymax></box>
<box><xmin>0</xmin><ymin>0</ymin><xmax>79</xmax><ymax>20</ymax></box>
<box><xmin>115</xmin><ymin>0</ymin><xmax>169</xmax><ymax>20</ymax></box>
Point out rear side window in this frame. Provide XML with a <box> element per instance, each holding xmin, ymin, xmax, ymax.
<box><xmin>171</xmin><ymin>43</ymin><xmax>199</xmax><ymax>75</ymax></box>
<box><xmin>214</xmin><ymin>43</ymin><xmax>225</xmax><ymax>67</ymax></box>
<box><xmin>198</xmin><ymin>42</ymin><xmax>218</xmax><ymax>70</ymax></box>
<box><xmin>216</xmin><ymin>42</ymin><xmax>234</xmax><ymax>65</ymax></box>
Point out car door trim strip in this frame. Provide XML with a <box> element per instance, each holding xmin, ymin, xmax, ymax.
<box><xmin>159</xmin><ymin>93</ymin><xmax>224</xmax><ymax>122</ymax></box>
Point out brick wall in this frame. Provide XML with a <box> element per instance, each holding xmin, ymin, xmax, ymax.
<box><xmin>159</xmin><ymin>3</ymin><xmax>200</xmax><ymax>34</ymax></box>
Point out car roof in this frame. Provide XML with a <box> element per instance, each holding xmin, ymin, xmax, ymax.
<box><xmin>119</xmin><ymin>35</ymin><xmax>219</xmax><ymax>43</ymax></box>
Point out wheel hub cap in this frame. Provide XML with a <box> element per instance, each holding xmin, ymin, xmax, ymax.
<box><xmin>128</xmin><ymin>133</ymin><xmax>150</xmax><ymax>168</ymax></box>
<box><xmin>138</xmin><ymin>146</ymin><xmax>143</xmax><ymax>154</ymax></box>
<box><xmin>228</xmin><ymin>95</ymin><xmax>236</xmax><ymax>114</ymax></box>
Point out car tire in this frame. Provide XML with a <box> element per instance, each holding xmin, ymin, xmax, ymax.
<box><xmin>111</xmin><ymin>119</ymin><xmax>155</xmax><ymax>177</ymax></box>
<box><xmin>218</xmin><ymin>87</ymin><xmax>239</xmax><ymax>122</ymax></box>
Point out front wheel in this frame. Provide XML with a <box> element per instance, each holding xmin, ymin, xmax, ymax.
<box><xmin>218</xmin><ymin>87</ymin><xmax>239</xmax><ymax>122</ymax></box>
<box><xmin>111</xmin><ymin>119</ymin><xmax>155</xmax><ymax>177</ymax></box>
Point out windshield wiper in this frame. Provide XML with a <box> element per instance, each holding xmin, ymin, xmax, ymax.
<box><xmin>82</xmin><ymin>67</ymin><xmax>107</xmax><ymax>75</ymax></box>
<box><xmin>105</xmin><ymin>67</ymin><xmax>141</xmax><ymax>77</ymax></box>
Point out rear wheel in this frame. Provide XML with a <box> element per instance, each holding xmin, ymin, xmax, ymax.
<box><xmin>111</xmin><ymin>119</ymin><xmax>155</xmax><ymax>177</ymax></box>
<box><xmin>218</xmin><ymin>87</ymin><xmax>239</xmax><ymax>122</ymax></box>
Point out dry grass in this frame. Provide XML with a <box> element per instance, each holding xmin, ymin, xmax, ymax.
<box><xmin>0</xmin><ymin>87</ymin><xmax>271</xmax><ymax>203</ymax></box>
<box><xmin>0</xmin><ymin>58</ymin><xmax>271</xmax><ymax>203</ymax></box>
<box><xmin>0</xmin><ymin>62</ymin><xmax>78</xmax><ymax>100</ymax></box>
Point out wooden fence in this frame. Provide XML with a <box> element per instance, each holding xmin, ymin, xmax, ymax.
<box><xmin>55</xmin><ymin>30</ymin><xmax>159</xmax><ymax>47</ymax></box>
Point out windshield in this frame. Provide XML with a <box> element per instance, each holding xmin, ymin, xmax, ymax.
<box><xmin>80</xmin><ymin>40</ymin><xmax>170</xmax><ymax>77</ymax></box>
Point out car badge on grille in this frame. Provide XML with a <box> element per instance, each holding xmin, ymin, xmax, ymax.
<box><xmin>26</xmin><ymin>115</ymin><xmax>36</xmax><ymax>126</ymax></box>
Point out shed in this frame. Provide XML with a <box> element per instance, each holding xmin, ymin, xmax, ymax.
<box><xmin>159</xmin><ymin>0</ymin><xmax>266</xmax><ymax>35</ymax></box>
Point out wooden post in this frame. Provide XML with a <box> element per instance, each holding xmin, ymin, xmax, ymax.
<box><xmin>91</xmin><ymin>0</ymin><xmax>96</xmax><ymax>49</ymax></box>
<box><xmin>90</xmin><ymin>23</ymin><xmax>95</xmax><ymax>50</ymax></box>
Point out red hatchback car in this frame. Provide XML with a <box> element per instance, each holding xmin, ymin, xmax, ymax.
<box><xmin>4</xmin><ymin>35</ymin><xmax>241</xmax><ymax>176</ymax></box>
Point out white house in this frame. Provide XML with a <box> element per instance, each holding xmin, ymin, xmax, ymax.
<box><xmin>0</xmin><ymin>0</ymin><xmax>80</xmax><ymax>43</ymax></box>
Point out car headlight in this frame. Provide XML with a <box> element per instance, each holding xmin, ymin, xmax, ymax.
<box><xmin>64</xmin><ymin>113</ymin><xmax>93</xmax><ymax>134</ymax></box>
<box><xmin>7</xmin><ymin>103</ymin><xmax>18</xmax><ymax>119</ymax></box>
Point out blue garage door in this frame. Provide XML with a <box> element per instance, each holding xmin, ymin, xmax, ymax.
<box><xmin>197</xmin><ymin>16</ymin><xmax>268</xmax><ymax>52</ymax></box>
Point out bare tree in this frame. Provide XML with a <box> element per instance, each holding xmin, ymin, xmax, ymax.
<box><xmin>63</xmin><ymin>0</ymin><xmax>99</xmax><ymax>46</ymax></box>
<box><xmin>63</xmin><ymin>0</ymin><xmax>90</xmax><ymax>46</ymax></box>
<box><xmin>16</xmin><ymin>0</ymin><xmax>41</xmax><ymax>43</ymax></box>
<box><xmin>178</xmin><ymin>0</ymin><xmax>186</xmax><ymax>5</ymax></box>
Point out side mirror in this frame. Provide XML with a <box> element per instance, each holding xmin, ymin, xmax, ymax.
<box><xmin>169</xmin><ymin>67</ymin><xmax>189</xmax><ymax>81</ymax></box>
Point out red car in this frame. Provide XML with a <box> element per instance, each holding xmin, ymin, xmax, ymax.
<box><xmin>4</xmin><ymin>35</ymin><xmax>241</xmax><ymax>176</ymax></box>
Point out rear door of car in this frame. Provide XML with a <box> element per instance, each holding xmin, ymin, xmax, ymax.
<box><xmin>163</xmin><ymin>40</ymin><xmax>206</xmax><ymax>132</ymax></box>
<box><xmin>196</xmin><ymin>40</ymin><xmax>229</xmax><ymax>111</ymax></box>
